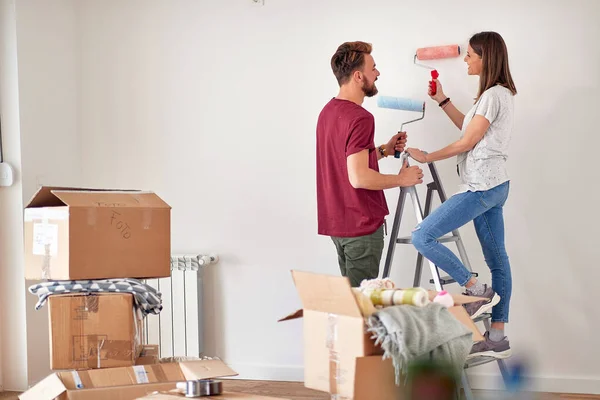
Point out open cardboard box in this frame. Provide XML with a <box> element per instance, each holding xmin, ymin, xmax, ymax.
<box><xmin>279</xmin><ymin>270</ymin><xmax>486</xmax><ymax>400</ymax></box>
<box><xmin>19</xmin><ymin>359</ymin><xmax>237</xmax><ymax>400</ymax></box>
<box><xmin>23</xmin><ymin>186</ymin><xmax>171</xmax><ymax>280</ymax></box>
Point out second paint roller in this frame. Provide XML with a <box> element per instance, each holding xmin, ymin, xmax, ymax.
<box><xmin>377</xmin><ymin>95</ymin><xmax>425</xmax><ymax>158</ymax></box>
<box><xmin>414</xmin><ymin>44</ymin><xmax>461</xmax><ymax>95</ymax></box>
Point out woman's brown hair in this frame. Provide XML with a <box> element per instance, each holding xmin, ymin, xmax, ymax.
<box><xmin>469</xmin><ymin>32</ymin><xmax>517</xmax><ymax>101</ymax></box>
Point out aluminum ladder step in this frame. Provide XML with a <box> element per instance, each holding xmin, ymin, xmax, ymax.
<box><xmin>472</xmin><ymin>312</ymin><xmax>492</xmax><ymax>323</ymax></box>
<box><xmin>429</xmin><ymin>272</ymin><xmax>478</xmax><ymax>286</ymax></box>
<box><xmin>464</xmin><ymin>355</ymin><xmax>505</xmax><ymax>369</ymax></box>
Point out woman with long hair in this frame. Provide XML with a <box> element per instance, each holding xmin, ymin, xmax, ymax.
<box><xmin>406</xmin><ymin>31</ymin><xmax>517</xmax><ymax>359</ymax></box>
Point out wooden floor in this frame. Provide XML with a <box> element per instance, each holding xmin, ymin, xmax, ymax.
<box><xmin>222</xmin><ymin>380</ymin><xmax>599</xmax><ymax>399</ymax></box>
<box><xmin>2</xmin><ymin>380</ymin><xmax>598</xmax><ymax>399</ymax></box>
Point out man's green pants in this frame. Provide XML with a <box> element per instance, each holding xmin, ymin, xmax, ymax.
<box><xmin>330</xmin><ymin>225</ymin><xmax>384</xmax><ymax>287</ymax></box>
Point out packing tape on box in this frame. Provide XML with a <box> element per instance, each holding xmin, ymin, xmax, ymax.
<box><xmin>142</xmin><ymin>209</ymin><xmax>153</xmax><ymax>229</ymax></box>
<box><xmin>84</xmin><ymin>296</ymin><xmax>100</xmax><ymax>313</ymax></box>
<box><xmin>87</xmin><ymin>207</ymin><xmax>97</xmax><ymax>226</ymax></box>
<box><xmin>35</xmin><ymin>216</ymin><xmax>59</xmax><ymax>279</ymax></box>
<box><xmin>133</xmin><ymin>306</ymin><xmax>144</xmax><ymax>358</ymax></box>
<box><xmin>103</xmin><ymin>340</ymin><xmax>135</xmax><ymax>361</ymax></box>
<box><xmin>42</xmin><ymin>243</ymin><xmax>51</xmax><ymax>280</ymax></box>
<box><xmin>326</xmin><ymin>313</ymin><xmax>344</xmax><ymax>400</ymax></box>
<box><xmin>86</xmin><ymin>337</ymin><xmax>134</xmax><ymax>368</ymax></box>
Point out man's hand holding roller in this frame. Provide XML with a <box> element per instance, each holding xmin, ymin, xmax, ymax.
<box><xmin>347</xmin><ymin>129</ymin><xmax>423</xmax><ymax>190</ymax></box>
<box><xmin>385</xmin><ymin>131</ymin><xmax>407</xmax><ymax>157</ymax></box>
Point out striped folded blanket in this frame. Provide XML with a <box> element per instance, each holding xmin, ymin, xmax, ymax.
<box><xmin>28</xmin><ymin>278</ymin><xmax>162</xmax><ymax>316</ymax></box>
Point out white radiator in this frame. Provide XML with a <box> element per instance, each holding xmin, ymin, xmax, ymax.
<box><xmin>143</xmin><ymin>254</ymin><xmax>218</xmax><ymax>359</ymax></box>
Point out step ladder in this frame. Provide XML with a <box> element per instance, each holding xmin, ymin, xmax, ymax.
<box><xmin>382</xmin><ymin>153</ymin><xmax>509</xmax><ymax>400</ymax></box>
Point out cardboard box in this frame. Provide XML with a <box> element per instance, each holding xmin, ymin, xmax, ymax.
<box><xmin>137</xmin><ymin>392</ymin><xmax>288</xmax><ymax>399</ymax></box>
<box><xmin>23</xmin><ymin>186</ymin><xmax>171</xmax><ymax>280</ymax></box>
<box><xmin>49</xmin><ymin>293</ymin><xmax>144</xmax><ymax>370</ymax></box>
<box><xmin>19</xmin><ymin>359</ymin><xmax>237</xmax><ymax>400</ymax></box>
<box><xmin>279</xmin><ymin>270</ymin><xmax>485</xmax><ymax>400</ymax></box>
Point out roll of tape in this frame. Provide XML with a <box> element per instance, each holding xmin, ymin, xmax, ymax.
<box><xmin>176</xmin><ymin>379</ymin><xmax>223</xmax><ymax>397</ymax></box>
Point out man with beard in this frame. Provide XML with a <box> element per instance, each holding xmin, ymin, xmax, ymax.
<box><xmin>316</xmin><ymin>41</ymin><xmax>424</xmax><ymax>287</ymax></box>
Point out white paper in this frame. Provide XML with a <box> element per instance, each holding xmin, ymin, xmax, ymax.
<box><xmin>33</xmin><ymin>223</ymin><xmax>59</xmax><ymax>256</ymax></box>
<box><xmin>133</xmin><ymin>365</ymin><xmax>149</xmax><ymax>384</ymax></box>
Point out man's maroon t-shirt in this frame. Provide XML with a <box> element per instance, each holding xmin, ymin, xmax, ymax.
<box><xmin>316</xmin><ymin>98</ymin><xmax>389</xmax><ymax>237</ymax></box>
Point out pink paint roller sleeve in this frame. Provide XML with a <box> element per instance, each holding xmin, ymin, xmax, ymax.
<box><xmin>414</xmin><ymin>44</ymin><xmax>461</xmax><ymax>95</ymax></box>
<box><xmin>416</xmin><ymin>44</ymin><xmax>460</xmax><ymax>60</ymax></box>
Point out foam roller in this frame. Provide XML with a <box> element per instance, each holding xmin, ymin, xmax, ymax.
<box><xmin>377</xmin><ymin>95</ymin><xmax>426</xmax><ymax>158</ymax></box>
<box><xmin>377</xmin><ymin>96</ymin><xmax>425</xmax><ymax>113</ymax></box>
<box><xmin>416</xmin><ymin>44</ymin><xmax>461</xmax><ymax>60</ymax></box>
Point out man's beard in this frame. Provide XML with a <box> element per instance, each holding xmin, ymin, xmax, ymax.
<box><xmin>362</xmin><ymin>79</ymin><xmax>378</xmax><ymax>97</ymax></box>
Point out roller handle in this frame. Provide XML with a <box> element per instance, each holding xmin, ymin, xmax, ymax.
<box><xmin>394</xmin><ymin>132</ymin><xmax>405</xmax><ymax>158</ymax></box>
<box><xmin>429</xmin><ymin>70</ymin><xmax>439</xmax><ymax>96</ymax></box>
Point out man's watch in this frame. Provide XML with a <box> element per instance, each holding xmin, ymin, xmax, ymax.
<box><xmin>378</xmin><ymin>145</ymin><xmax>387</xmax><ymax>157</ymax></box>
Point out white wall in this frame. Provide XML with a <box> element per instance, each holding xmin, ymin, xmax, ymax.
<box><xmin>0</xmin><ymin>0</ymin><xmax>27</xmax><ymax>392</ymax></box>
<box><xmin>0</xmin><ymin>0</ymin><xmax>81</xmax><ymax>389</ymax></box>
<box><xmin>74</xmin><ymin>0</ymin><xmax>600</xmax><ymax>394</ymax></box>
<box><xmin>3</xmin><ymin>0</ymin><xmax>600</xmax><ymax>394</ymax></box>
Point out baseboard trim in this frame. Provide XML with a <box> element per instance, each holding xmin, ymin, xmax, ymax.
<box><xmin>466</xmin><ymin>371</ymin><xmax>600</xmax><ymax>395</ymax></box>
<box><xmin>226</xmin><ymin>363</ymin><xmax>600</xmax><ymax>395</ymax></box>
<box><xmin>224</xmin><ymin>363</ymin><xmax>304</xmax><ymax>382</ymax></box>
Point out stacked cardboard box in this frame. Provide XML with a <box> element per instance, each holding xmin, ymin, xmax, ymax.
<box><xmin>20</xmin><ymin>187</ymin><xmax>284</xmax><ymax>399</ymax></box>
<box><xmin>23</xmin><ymin>186</ymin><xmax>172</xmax><ymax>371</ymax></box>
<box><xmin>47</xmin><ymin>292</ymin><xmax>145</xmax><ymax>370</ymax></box>
<box><xmin>23</xmin><ymin>186</ymin><xmax>171</xmax><ymax>281</ymax></box>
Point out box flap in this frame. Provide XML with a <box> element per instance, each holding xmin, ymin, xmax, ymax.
<box><xmin>277</xmin><ymin>309</ymin><xmax>303</xmax><ymax>322</ymax></box>
<box><xmin>24</xmin><ymin>186</ymin><xmax>138</xmax><ymax>208</ymax></box>
<box><xmin>291</xmin><ymin>270</ymin><xmax>362</xmax><ymax>318</ymax></box>
<box><xmin>18</xmin><ymin>373</ymin><xmax>67</xmax><ymax>400</ymax></box>
<box><xmin>179</xmin><ymin>359</ymin><xmax>238</xmax><ymax>380</ymax></box>
<box><xmin>25</xmin><ymin>186</ymin><xmax>83</xmax><ymax>208</ymax></box>
<box><xmin>51</xmin><ymin>190</ymin><xmax>171</xmax><ymax>209</ymax></box>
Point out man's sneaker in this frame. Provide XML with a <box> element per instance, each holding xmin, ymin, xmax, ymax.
<box><xmin>467</xmin><ymin>331</ymin><xmax>512</xmax><ymax>360</ymax></box>
<box><xmin>463</xmin><ymin>284</ymin><xmax>500</xmax><ymax>319</ymax></box>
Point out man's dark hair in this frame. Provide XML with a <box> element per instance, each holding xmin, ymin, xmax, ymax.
<box><xmin>330</xmin><ymin>41</ymin><xmax>372</xmax><ymax>86</ymax></box>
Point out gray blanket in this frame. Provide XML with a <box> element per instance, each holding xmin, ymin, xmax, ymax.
<box><xmin>366</xmin><ymin>302</ymin><xmax>472</xmax><ymax>384</ymax></box>
<box><xmin>28</xmin><ymin>278</ymin><xmax>162</xmax><ymax>316</ymax></box>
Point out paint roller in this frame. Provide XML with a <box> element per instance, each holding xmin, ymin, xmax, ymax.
<box><xmin>414</xmin><ymin>44</ymin><xmax>461</xmax><ymax>96</ymax></box>
<box><xmin>377</xmin><ymin>95</ymin><xmax>425</xmax><ymax>158</ymax></box>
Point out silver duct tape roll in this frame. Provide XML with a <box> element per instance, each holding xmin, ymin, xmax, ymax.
<box><xmin>176</xmin><ymin>379</ymin><xmax>223</xmax><ymax>397</ymax></box>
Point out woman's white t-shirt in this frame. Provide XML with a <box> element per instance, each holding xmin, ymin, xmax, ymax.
<box><xmin>456</xmin><ymin>85</ymin><xmax>514</xmax><ymax>194</ymax></box>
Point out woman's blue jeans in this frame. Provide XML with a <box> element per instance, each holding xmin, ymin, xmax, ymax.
<box><xmin>411</xmin><ymin>181</ymin><xmax>512</xmax><ymax>323</ymax></box>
